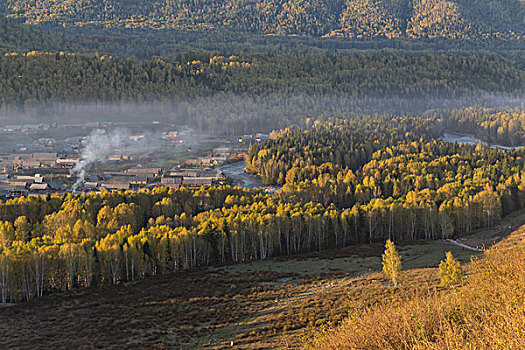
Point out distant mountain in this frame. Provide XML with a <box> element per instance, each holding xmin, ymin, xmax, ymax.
<box><xmin>4</xmin><ymin>0</ymin><xmax>525</xmax><ymax>39</ymax></box>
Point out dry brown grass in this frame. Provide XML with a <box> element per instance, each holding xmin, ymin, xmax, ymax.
<box><xmin>0</xmin><ymin>222</ymin><xmax>507</xmax><ymax>349</ymax></box>
<box><xmin>0</xmin><ymin>242</ymin><xmax>451</xmax><ymax>350</ymax></box>
<box><xmin>305</xmin><ymin>227</ymin><xmax>525</xmax><ymax>350</ymax></box>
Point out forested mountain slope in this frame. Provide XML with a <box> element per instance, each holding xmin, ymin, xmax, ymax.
<box><xmin>1</xmin><ymin>52</ymin><xmax>523</xmax><ymax>132</ymax></box>
<box><xmin>3</xmin><ymin>52</ymin><xmax>523</xmax><ymax>103</ymax></box>
<box><xmin>0</xmin><ymin>16</ymin><xmax>59</xmax><ymax>52</ymax></box>
<box><xmin>4</xmin><ymin>0</ymin><xmax>525</xmax><ymax>39</ymax></box>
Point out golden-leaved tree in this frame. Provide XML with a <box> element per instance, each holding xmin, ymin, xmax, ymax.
<box><xmin>438</xmin><ymin>251</ymin><xmax>462</xmax><ymax>287</ymax></box>
<box><xmin>382</xmin><ymin>239</ymin><xmax>402</xmax><ymax>286</ymax></box>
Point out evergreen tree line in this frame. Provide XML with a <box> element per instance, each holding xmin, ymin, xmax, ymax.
<box><xmin>1</xmin><ymin>52</ymin><xmax>524</xmax><ymax>135</ymax></box>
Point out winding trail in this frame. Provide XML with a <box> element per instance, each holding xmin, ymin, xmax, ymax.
<box><xmin>443</xmin><ymin>239</ymin><xmax>485</xmax><ymax>252</ymax></box>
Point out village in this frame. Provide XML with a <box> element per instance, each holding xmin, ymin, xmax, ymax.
<box><xmin>0</xmin><ymin>121</ymin><xmax>268</xmax><ymax>198</ymax></box>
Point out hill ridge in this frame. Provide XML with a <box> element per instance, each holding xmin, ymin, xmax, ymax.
<box><xmin>4</xmin><ymin>0</ymin><xmax>525</xmax><ymax>39</ymax></box>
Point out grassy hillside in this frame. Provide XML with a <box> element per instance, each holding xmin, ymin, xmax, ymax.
<box><xmin>4</xmin><ymin>0</ymin><xmax>525</xmax><ymax>39</ymax></box>
<box><xmin>306</xmin><ymin>222</ymin><xmax>525</xmax><ymax>349</ymax></box>
<box><xmin>2</xmin><ymin>205</ymin><xmax>524</xmax><ymax>348</ymax></box>
<box><xmin>0</xmin><ymin>236</ymin><xmax>483</xmax><ymax>349</ymax></box>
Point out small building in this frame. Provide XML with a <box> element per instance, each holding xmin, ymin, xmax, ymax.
<box><xmin>32</xmin><ymin>152</ymin><xmax>58</xmax><ymax>161</ymax></box>
<box><xmin>126</xmin><ymin>167</ymin><xmax>162</xmax><ymax>177</ymax></box>
<box><xmin>15</xmin><ymin>175</ymin><xmax>44</xmax><ymax>183</ymax></box>
<box><xmin>185</xmin><ymin>156</ymin><xmax>227</xmax><ymax>167</ymax></box>
<box><xmin>21</xmin><ymin>160</ymin><xmax>41</xmax><ymax>168</ymax></box>
<box><xmin>87</xmin><ymin>175</ymin><xmax>102</xmax><ymax>182</ymax></box>
<box><xmin>7</xmin><ymin>181</ymin><xmax>31</xmax><ymax>187</ymax></box>
<box><xmin>100</xmin><ymin>182</ymin><xmax>132</xmax><ymax>191</ymax></box>
<box><xmin>29</xmin><ymin>183</ymin><xmax>49</xmax><ymax>193</ymax></box>
<box><xmin>11</xmin><ymin>186</ymin><xmax>28</xmax><ymax>196</ymax></box>
<box><xmin>48</xmin><ymin>182</ymin><xmax>63</xmax><ymax>191</ymax></box>
<box><xmin>102</xmin><ymin>172</ymin><xmax>144</xmax><ymax>184</ymax></box>
<box><xmin>171</xmin><ymin>170</ymin><xmax>201</xmax><ymax>178</ymax></box>
<box><xmin>34</xmin><ymin>175</ymin><xmax>44</xmax><ymax>184</ymax></box>
<box><xmin>162</xmin><ymin>183</ymin><xmax>181</xmax><ymax>189</ymax></box>
<box><xmin>39</xmin><ymin>160</ymin><xmax>57</xmax><ymax>167</ymax></box>
<box><xmin>161</xmin><ymin>176</ymin><xmax>183</xmax><ymax>185</ymax></box>
<box><xmin>9</xmin><ymin>154</ymin><xmax>32</xmax><ymax>161</ymax></box>
<box><xmin>83</xmin><ymin>182</ymin><xmax>99</xmax><ymax>190</ymax></box>
<box><xmin>203</xmin><ymin>156</ymin><xmax>227</xmax><ymax>165</ymax></box>
<box><xmin>108</xmin><ymin>155</ymin><xmax>122</xmax><ymax>161</ymax></box>
<box><xmin>129</xmin><ymin>176</ymin><xmax>150</xmax><ymax>185</ymax></box>
<box><xmin>56</xmin><ymin>159</ymin><xmax>80</xmax><ymax>168</ymax></box>
<box><xmin>0</xmin><ymin>184</ymin><xmax>28</xmax><ymax>197</ymax></box>
<box><xmin>182</xmin><ymin>177</ymin><xmax>214</xmax><ymax>187</ymax></box>
<box><xmin>213</xmin><ymin>147</ymin><xmax>233</xmax><ymax>156</ymax></box>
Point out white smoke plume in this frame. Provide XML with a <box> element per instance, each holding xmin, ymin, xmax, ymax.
<box><xmin>71</xmin><ymin>129</ymin><xmax>130</xmax><ymax>192</ymax></box>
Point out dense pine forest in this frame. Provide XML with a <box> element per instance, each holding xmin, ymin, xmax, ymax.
<box><xmin>1</xmin><ymin>51</ymin><xmax>524</xmax><ymax>134</ymax></box>
<box><xmin>443</xmin><ymin>107</ymin><xmax>525</xmax><ymax>146</ymax></box>
<box><xmin>4</xmin><ymin>0</ymin><xmax>525</xmax><ymax>39</ymax></box>
<box><xmin>3</xmin><ymin>52</ymin><xmax>522</xmax><ymax>102</ymax></box>
<box><xmin>247</xmin><ymin>108</ymin><xmax>525</xmax><ymax>183</ymax></box>
<box><xmin>1</xmin><ymin>109</ymin><xmax>525</xmax><ymax>302</ymax></box>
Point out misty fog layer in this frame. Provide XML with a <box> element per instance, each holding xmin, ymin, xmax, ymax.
<box><xmin>1</xmin><ymin>93</ymin><xmax>524</xmax><ymax>136</ymax></box>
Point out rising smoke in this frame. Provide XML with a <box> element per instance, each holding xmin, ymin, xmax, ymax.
<box><xmin>71</xmin><ymin>129</ymin><xmax>131</xmax><ymax>192</ymax></box>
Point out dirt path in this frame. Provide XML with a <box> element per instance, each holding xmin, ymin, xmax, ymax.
<box><xmin>443</xmin><ymin>239</ymin><xmax>485</xmax><ymax>252</ymax></box>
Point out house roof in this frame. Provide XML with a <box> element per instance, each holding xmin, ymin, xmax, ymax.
<box><xmin>22</xmin><ymin>160</ymin><xmax>41</xmax><ymax>167</ymax></box>
<box><xmin>84</xmin><ymin>182</ymin><xmax>99</xmax><ymax>189</ymax></box>
<box><xmin>32</xmin><ymin>152</ymin><xmax>57</xmax><ymax>161</ymax></box>
<box><xmin>7</xmin><ymin>181</ymin><xmax>30</xmax><ymax>187</ymax></box>
<box><xmin>100</xmin><ymin>182</ymin><xmax>131</xmax><ymax>190</ymax></box>
<box><xmin>30</xmin><ymin>183</ymin><xmax>49</xmax><ymax>190</ymax></box>
<box><xmin>0</xmin><ymin>185</ymin><xmax>28</xmax><ymax>192</ymax></box>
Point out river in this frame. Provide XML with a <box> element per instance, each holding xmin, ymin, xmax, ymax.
<box><xmin>442</xmin><ymin>131</ymin><xmax>522</xmax><ymax>150</ymax></box>
<box><xmin>219</xmin><ymin>161</ymin><xmax>265</xmax><ymax>189</ymax></box>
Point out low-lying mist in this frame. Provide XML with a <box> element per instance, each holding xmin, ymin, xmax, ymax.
<box><xmin>1</xmin><ymin>93</ymin><xmax>523</xmax><ymax>135</ymax></box>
